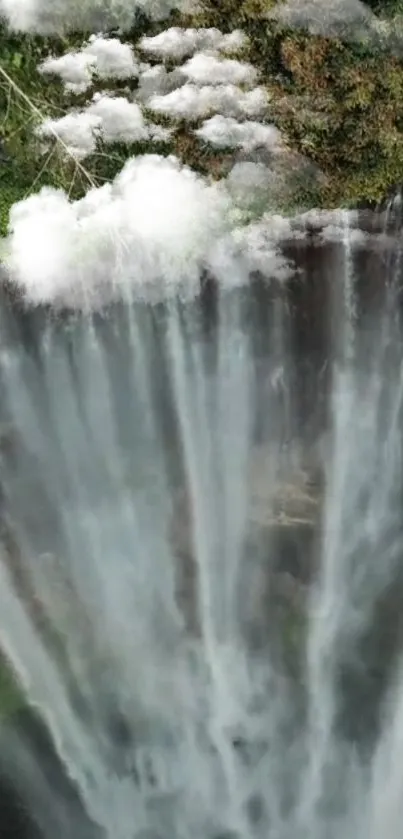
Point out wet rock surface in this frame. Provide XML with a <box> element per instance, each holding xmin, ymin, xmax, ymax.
<box><xmin>170</xmin><ymin>449</ymin><xmax>319</xmax><ymax>651</ymax></box>
<box><xmin>0</xmin><ymin>709</ymin><xmax>104</xmax><ymax>839</ymax></box>
<box><xmin>0</xmin><ymin>773</ymin><xmax>41</xmax><ymax>839</ymax></box>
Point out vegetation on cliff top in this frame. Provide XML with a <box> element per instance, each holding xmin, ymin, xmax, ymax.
<box><xmin>2</xmin><ymin>1</ymin><xmax>403</xmax><ymax>235</ymax></box>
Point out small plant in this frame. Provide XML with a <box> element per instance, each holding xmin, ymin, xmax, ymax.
<box><xmin>0</xmin><ymin>652</ymin><xmax>25</xmax><ymax>721</ymax></box>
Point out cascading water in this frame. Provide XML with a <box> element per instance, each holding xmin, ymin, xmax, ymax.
<box><xmin>1</xmin><ymin>200</ymin><xmax>403</xmax><ymax>839</ymax></box>
<box><xmin>2</xmin><ymin>2</ymin><xmax>403</xmax><ymax>823</ymax></box>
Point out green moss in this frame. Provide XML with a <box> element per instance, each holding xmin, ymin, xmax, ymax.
<box><xmin>186</xmin><ymin>0</ymin><xmax>277</xmax><ymax>30</ymax></box>
<box><xmin>0</xmin><ymin>23</ymin><xmax>87</xmax><ymax>233</ymax></box>
<box><xmin>366</xmin><ymin>0</ymin><xmax>403</xmax><ymax>12</ymax></box>
<box><xmin>194</xmin><ymin>0</ymin><xmax>403</xmax><ymax>205</ymax></box>
<box><xmin>2</xmin><ymin>1</ymin><xmax>403</xmax><ymax>226</ymax></box>
<box><xmin>0</xmin><ymin>13</ymin><xmax>180</xmax><ymax>235</ymax></box>
<box><xmin>0</xmin><ymin>654</ymin><xmax>25</xmax><ymax>721</ymax></box>
<box><xmin>264</xmin><ymin>29</ymin><xmax>403</xmax><ymax>205</ymax></box>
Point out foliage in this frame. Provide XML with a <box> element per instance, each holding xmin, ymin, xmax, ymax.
<box><xmin>366</xmin><ymin>0</ymin><xmax>403</xmax><ymax>11</ymax></box>
<box><xmin>193</xmin><ymin>0</ymin><xmax>403</xmax><ymax>206</ymax></box>
<box><xmin>2</xmin><ymin>0</ymin><xmax>403</xmax><ymax>232</ymax></box>
<box><xmin>0</xmin><ymin>9</ymin><xmax>246</xmax><ymax>237</ymax></box>
<box><xmin>0</xmin><ymin>23</ymin><xmax>91</xmax><ymax>235</ymax></box>
<box><xmin>271</xmin><ymin>30</ymin><xmax>403</xmax><ymax>204</ymax></box>
<box><xmin>188</xmin><ymin>0</ymin><xmax>277</xmax><ymax>30</ymax></box>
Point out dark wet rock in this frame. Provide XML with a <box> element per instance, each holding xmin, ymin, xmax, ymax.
<box><xmin>245</xmin><ymin>793</ymin><xmax>267</xmax><ymax>827</ymax></box>
<box><xmin>0</xmin><ymin>772</ymin><xmax>42</xmax><ymax>839</ymax></box>
<box><xmin>170</xmin><ymin>447</ymin><xmax>320</xmax><ymax>651</ymax></box>
<box><xmin>173</xmin><ymin>450</ymin><xmax>322</xmax><ymax>543</ymax></box>
<box><xmin>335</xmin><ymin>572</ymin><xmax>403</xmax><ymax>752</ymax></box>
<box><xmin>0</xmin><ymin>707</ymin><xmax>105</xmax><ymax>839</ymax></box>
<box><xmin>105</xmin><ymin>708</ymin><xmax>134</xmax><ymax>751</ymax></box>
<box><xmin>211</xmin><ymin>830</ymin><xmax>239</xmax><ymax>839</ymax></box>
<box><xmin>247</xmin><ymin>449</ymin><xmax>322</xmax><ymax>529</ymax></box>
<box><xmin>135</xmin><ymin>832</ymin><xmax>164</xmax><ymax>839</ymax></box>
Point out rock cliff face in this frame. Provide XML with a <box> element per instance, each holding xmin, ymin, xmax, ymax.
<box><xmin>167</xmin><ymin>206</ymin><xmax>403</xmax><ymax>691</ymax></box>
<box><xmin>0</xmin><ymin>772</ymin><xmax>42</xmax><ymax>839</ymax></box>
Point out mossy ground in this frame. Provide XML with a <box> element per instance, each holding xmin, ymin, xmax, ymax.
<box><xmin>2</xmin><ymin>1</ymin><xmax>403</xmax><ymax>231</ymax></box>
<box><xmin>0</xmin><ymin>7</ymin><xmax>243</xmax><ymax>236</ymax></box>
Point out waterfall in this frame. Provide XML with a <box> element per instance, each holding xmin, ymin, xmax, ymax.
<box><xmin>1</xmin><ymin>203</ymin><xmax>403</xmax><ymax>839</ymax></box>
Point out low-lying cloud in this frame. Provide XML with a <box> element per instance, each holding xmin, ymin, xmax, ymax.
<box><xmin>36</xmin><ymin>93</ymin><xmax>172</xmax><ymax>159</ymax></box>
<box><xmin>3</xmin><ymin>155</ymin><xmax>232</xmax><ymax>308</ymax></box>
<box><xmin>0</xmin><ymin>0</ymin><xmax>197</xmax><ymax>33</ymax></box>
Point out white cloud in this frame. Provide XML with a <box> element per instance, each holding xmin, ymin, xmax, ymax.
<box><xmin>2</xmin><ymin>142</ymin><xmax>307</xmax><ymax>310</ymax></box>
<box><xmin>179</xmin><ymin>52</ymin><xmax>258</xmax><ymax>87</ymax></box>
<box><xmin>147</xmin><ymin>83</ymin><xmax>269</xmax><ymax>120</ymax></box>
<box><xmin>195</xmin><ymin>115</ymin><xmax>282</xmax><ymax>152</ymax></box>
<box><xmin>84</xmin><ymin>35</ymin><xmax>141</xmax><ymax>80</ymax></box>
<box><xmin>148</xmin><ymin>123</ymin><xmax>173</xmax><ymax>141</ymax></box>
<box><xmin>138</xmin><ymin>27</ymin><xmax>248</xmax><ymax>61</ymax></box>
<box><xmin>210</xmin><ymin>218</ymin><xmax>296</xmax><ymax>286</ymax></box>
<box><xmin>39</xmin><ymin>36</ymin><xmax>141</xmax><ymax>94</ymax></box>
<box><xmin>224</xmin><ymin>159</ymin><xmax>306</xmax><ymax>219</ymax></box>
<box><xmin>218</xmin><ymin>30</ymin><xmax>248</xmax><ymax>54</ymax></box>
<box><xmin>36</xmin><ymin>94</ymin><xmax>172</xmax><ymax>159</ymax></box>
<box><xmin>319</xmin><ymin>223</ymin><xmax>367</xmax><ymax>244</ymax></box>
<box><xmin>137</xmin><ymin>64</ymin><xmax>186</xmax><ymax>102</ymax></box>
<box><xmin>39</xmin><ymin>52</ymin><xmax>97</xmax><ymax>94</ymax></box>
<box><xmin>268</xmin><ymin>0</ymin><xmax>374</xmax><ymax>39</ymax></box>
<box><xmin>294</xmin><ymin>208</ymin><xmax>357</xmax><ymax>230</ymax></box>
<box><xmin>36</xmin><ymin>110</ymin><xmax>102</xmax><ymax>159</ymax></box>
<box><xmin>87</xmin><ymin>93</ymin><xmax>151</xmax><ymax>143</ymax></box>
<box><xmin>138</xmin><ymin>26</ymin><xmax>233</xmax><ymax>60</ymax></box>
<box><xmin>3</xmin><ymin>155</ymin><xmax>232</xmax><ymax>309</ymax></box>
<box><xmin>225</xmin><ymin>161</ymin><xmax>276</xmax><ymax>210</ymax></box>
<box><xmin>0</xmin><ymin>0</ymin><xmax>198</xmax><ymax>32</ymax></box>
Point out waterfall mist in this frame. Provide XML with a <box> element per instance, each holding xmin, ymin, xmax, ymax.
<box><xmin>1</xmin><ymin>208</ymin><xmax>403</xmax><ymax>839</ymax></box>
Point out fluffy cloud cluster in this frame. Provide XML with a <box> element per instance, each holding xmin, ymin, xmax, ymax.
<box><xmin>195</xmin><ymin>115</ymin><xmax>282</xmax><ymax>152</ymax></box>
<box><xmin>136</xmin><ymin>64</ymin><xmax>185</xmax><ymax>101</ymax></box>
<box><xmin>0</xmin><ymin>0</ymin><xmax>198</xmax><ymax>33</ymax></box>
<box><xmin>1</xmin><ymin>162</ymin><xmax>390</xmax><ymax>313</ymax></box>
<box><xmin>138</xmin><ymin>27</ymin><xmax>247</xmax><ymax>60</ymax></box>
<box><xmin>36</xmin><ymin>93</ymin><xmax>172</xmax><ymax>159</ymax></box>
<box><xmin>3</xmin><ymin>146</ymin><xmax>375</xmax><ymax>311</ymax></box>
<box><xmin>3</xmin><ymin>155</ymin><xmax>233</xmax><ymax>308</ymax></box>
<box><xmin>2</xmin><ymin>148</ymin><xmax>315</xmax><ymax>310</ymax></box>
<box><xmin>0</xmin><ymin>22</ymin><xmax>337</xmax><ymax>311</ymax></box>
<box><xmin>209</xmin><ymin>217</ymin><xmax>297</xmax><ymax>288</ymax></box>
<box><xmin>138</xmin><ymin>35</ymin><xmax>267</xmax><ymax>120</ymax></box>
<box><xmin>147</xmin><ymin>83</ymin><xmax>268</xmax><ymax>120</ymax></box>
<box><xmin>37</xmin><ymin>110</ymin><xmax>102</xmax><ymax>159</ymax></box>
<box><xmin>268</xmin><ymin>0</ymin><xmax>373</xmax><ymax>39</ymax></box>
<box><xmin>36</xmin><ymin>30</ymin><xmax>254</xmax><ymax>103</ymax></box>
<box><xmin>178</xmin><ymin>52</ymin><xmax>258</xmax><ymax>86</ymax></box>
<box><xmin>39</xmin><ymin>36</ymin><xmax>142</xmax><ymax>94</ymax></box>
